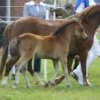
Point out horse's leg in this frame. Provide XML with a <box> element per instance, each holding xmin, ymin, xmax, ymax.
<box><xmin>1</xmin><ymin>56</ymin><xmax>19</xmax><ymax>87</ymax></box>
<box><xmin>28</xmin><ymin>59</ymin><xmax>34</xmax><ymax>76</ymax></box>
<box><xmin>44</xmin><ymin>59</ymin><xmax>59</xmax><ymax>87</ymax></box>
<box><xmin>23</xmin><ymin>53</ymin><xmax>44</xmax><ymax>87</ymax></box>
<box><xmin>20</xmin><ymin>63</ymin><xmax>32</xmax><ymax>88</ymax></box>
<box><xmin>67</xmin><ymin>55</ymin><xmax>74</xmax><ymax>73</ymax></box>
<box><xmin>60</xmin><ymin>56</ymin><xmax>70</xmax><ymax>87</ymax></box>
<box><xmin>79</xmin><ymin>53</ymin><xmax>89</xmax><ymax>86</ymax></box>
<box><xmin>27</xmin><ymin>58</ymin><xmax>44</xmax><ymax>86</ymax></box>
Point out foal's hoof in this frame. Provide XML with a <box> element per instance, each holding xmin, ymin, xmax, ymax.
<box><xmin>55</xmin><ymin>78</ymin><xmax>62</xmax><ymax>85</ymax></box>
<box><xmin>12</xmin><ymin>83</ymin><xmax>18</xmax><ymax>89</ymax></box>
<box><xmin>26</xmin><ymin>84</ymin><xmax>32</xmax><ymax>88</ymax></box>
<box><xmin>66</xmin><ymin>84</ymin><xmax>70</xmax><ymax>88</ymax></box>
<box><xmin>1</xmin><ymin>83</ymin><xmax>8</xmax><ymax>88</ymax></box>
<box><xmin>44</xmin><ymin>83</ymin><xmax>49</xmax><ymax>88</ymax></box>
<box><xmin>44</xmin><ymin>81</ymin><xmax>57</xmax><ymax>88</ymax></box>
<box><xmin>35</xmin><ymin>81</ymin><xmax>44</xmax><ymax>87</ymax></box>
<box><xmin>44</xmin><ymin>81</ymin><xmax>50</xmax><ymax>88</ymax></box>
<box><xmin>1</xmin><ymin>81</ymin><xmax>8</xmax><ymax>88</ymax></box>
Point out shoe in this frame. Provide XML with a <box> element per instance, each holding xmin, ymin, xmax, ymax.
<box><xmin>71</xmin><ymin>72</ymin><xmax>78</xmax><ymax>81</ymax></box>
<box><xmin>71</xmin><ymin>72</ymin><xmax>83</xmax><ymax>85</ymax></box>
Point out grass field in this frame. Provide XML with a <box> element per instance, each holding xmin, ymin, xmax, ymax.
<box><xmin>0</xmin><ymin>57</ymin><xmax>100</xmax><ymax>100</ymax></box>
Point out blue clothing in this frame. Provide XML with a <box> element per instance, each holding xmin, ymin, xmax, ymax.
<box><xmin>75</xmin><ymin>0</ymin><xmax>97</xmax><ymax>12</ymax></box>
<box><xmin>23</xmin><ymin>1</ymin><xmax>49</xmax><ymax>19</ymax></box>
<box><xmin>23</xmin><ymin>1</ymin><xmax>49</xmax><ymax>72</ymax></box>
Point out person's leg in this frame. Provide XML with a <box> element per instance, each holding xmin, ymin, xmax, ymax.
<box><xmin>34</xmin><ymin>57</ymin><xmax>41</xmax><ymax>72</ymax></box>
<box><xmin>91</xmin><ymin>35</ymin><xmax>100</xmax><ymax>56</ymax></box>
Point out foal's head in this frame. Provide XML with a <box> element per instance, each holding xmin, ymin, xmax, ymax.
<box><xmin>53</xmin><ymin>18</ymin><xmax>87</xmax><ymax>40</ymax></box>
<box><xmin>72</xmin><ymin>18</ymin><xmax>87</xmax><ymax>40</ymax></box>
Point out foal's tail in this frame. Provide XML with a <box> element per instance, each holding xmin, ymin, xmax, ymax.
<box><xmin>0</xmin><ymin>22</ymin><xmax>15</xmax><ymax>78</ymax></box>
<box><xmin>8</xmin><ymin>37</ymin><xmax>20</xmax><ymax>57</ymax></box>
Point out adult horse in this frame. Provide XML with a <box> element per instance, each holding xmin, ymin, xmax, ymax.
<box><xmin>0</xmin><ymin>4</ymin><xmax>100</xmax><ymax>86</ymax></box>
<box><xmin>4</xmin><ymin>18</ymin><xmax>87</xmax><ymax>88</ymax></box>
<box><xmin>48</xmin><ymin>4</ymin><xmax>100</xmax><ymax>86</ymax></box>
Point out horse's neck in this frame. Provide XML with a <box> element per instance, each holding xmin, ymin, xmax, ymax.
<box><xmin>92</xmin><ymin>15</ymin><xmax>100</xmax><ymax>33</ymax></box>
<box><xmin>85</xmin><ymin>13</ymin><xmax>100</xmax><ymax>35</ymax></box>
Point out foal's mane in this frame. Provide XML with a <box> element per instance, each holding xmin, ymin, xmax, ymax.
<box><xmin>52</xmin><ymin>18</ymin><xmax>78</xmax><ymax>36</ymax></box>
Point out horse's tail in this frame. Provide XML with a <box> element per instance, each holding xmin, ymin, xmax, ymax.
<box><xmin>0</xmin><ymin>21</ymin><xmax>15</xmax><ymax>78</ymax></box>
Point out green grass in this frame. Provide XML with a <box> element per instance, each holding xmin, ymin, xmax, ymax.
<box><xmin>0</xmin><ymin>58</ymin><xmax>100</xmax><ymax>100</ymax></box>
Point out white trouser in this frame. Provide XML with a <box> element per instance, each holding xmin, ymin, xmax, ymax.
<box><xmin>11</xmin><ymin>65</ymin><xmax>15</xmax><ymax>75</ymax></box>
<box><xmin>73</xmin><ymin>35</ymin><xmax>100</xmax><ymax>84</ymax></box>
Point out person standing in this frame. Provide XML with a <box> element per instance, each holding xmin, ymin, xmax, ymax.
<box><xmin>23</xmin><ymin>0</ymin><xmax>50</xmax><ymax>73</ymax></box>
<box><xmin>72</xmin><ymin>0</ymin><xmax>100</xmax><ymax>85</ymax></box>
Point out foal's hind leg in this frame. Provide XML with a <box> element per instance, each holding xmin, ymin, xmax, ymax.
<box><xmin>13</xmin><ymin>56</ymin><xmax>30</xmax><ymax>88</ymax></box>
<box><xmin>44</xmin><ymin>59</ymin><xmax>59</xmax><ymax>87</ymax></box>
<box><xmin>20</xmin><ymin>63</ymin><xmax>31</xmax><ymax>88</ymax></box>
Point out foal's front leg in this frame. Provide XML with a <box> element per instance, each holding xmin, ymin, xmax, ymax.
<box><xmin>60</xmin><ymin>56</ymin><xmax>70</xmax><ymax>87</ymax></box>
<box><xmin>20</xmin><ymin>63</ymin><xmax>31</xmax><ymax>88</ymax></box>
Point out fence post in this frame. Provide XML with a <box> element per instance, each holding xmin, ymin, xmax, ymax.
<box><xmin>6</xmin><ymin>0</ymin><xmax>11</xmax><ymax>21</ymax></box>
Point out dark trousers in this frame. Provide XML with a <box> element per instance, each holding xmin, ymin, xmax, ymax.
<box><xmin>34</xmin><ymin>57</ymin><xmax>41</xmax><ymax>72</ymax></box>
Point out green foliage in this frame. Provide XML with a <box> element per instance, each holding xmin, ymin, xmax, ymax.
<box><xmin>0</xmin><ymin>58</ymin><xmax>100</xmax><ymax>100</ymax></box>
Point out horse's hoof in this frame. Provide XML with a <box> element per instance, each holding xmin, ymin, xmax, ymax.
<box><xmin>83</xmin><ymin>79</ymin><xmax>90</xmax><ymax>86</ymax></box>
